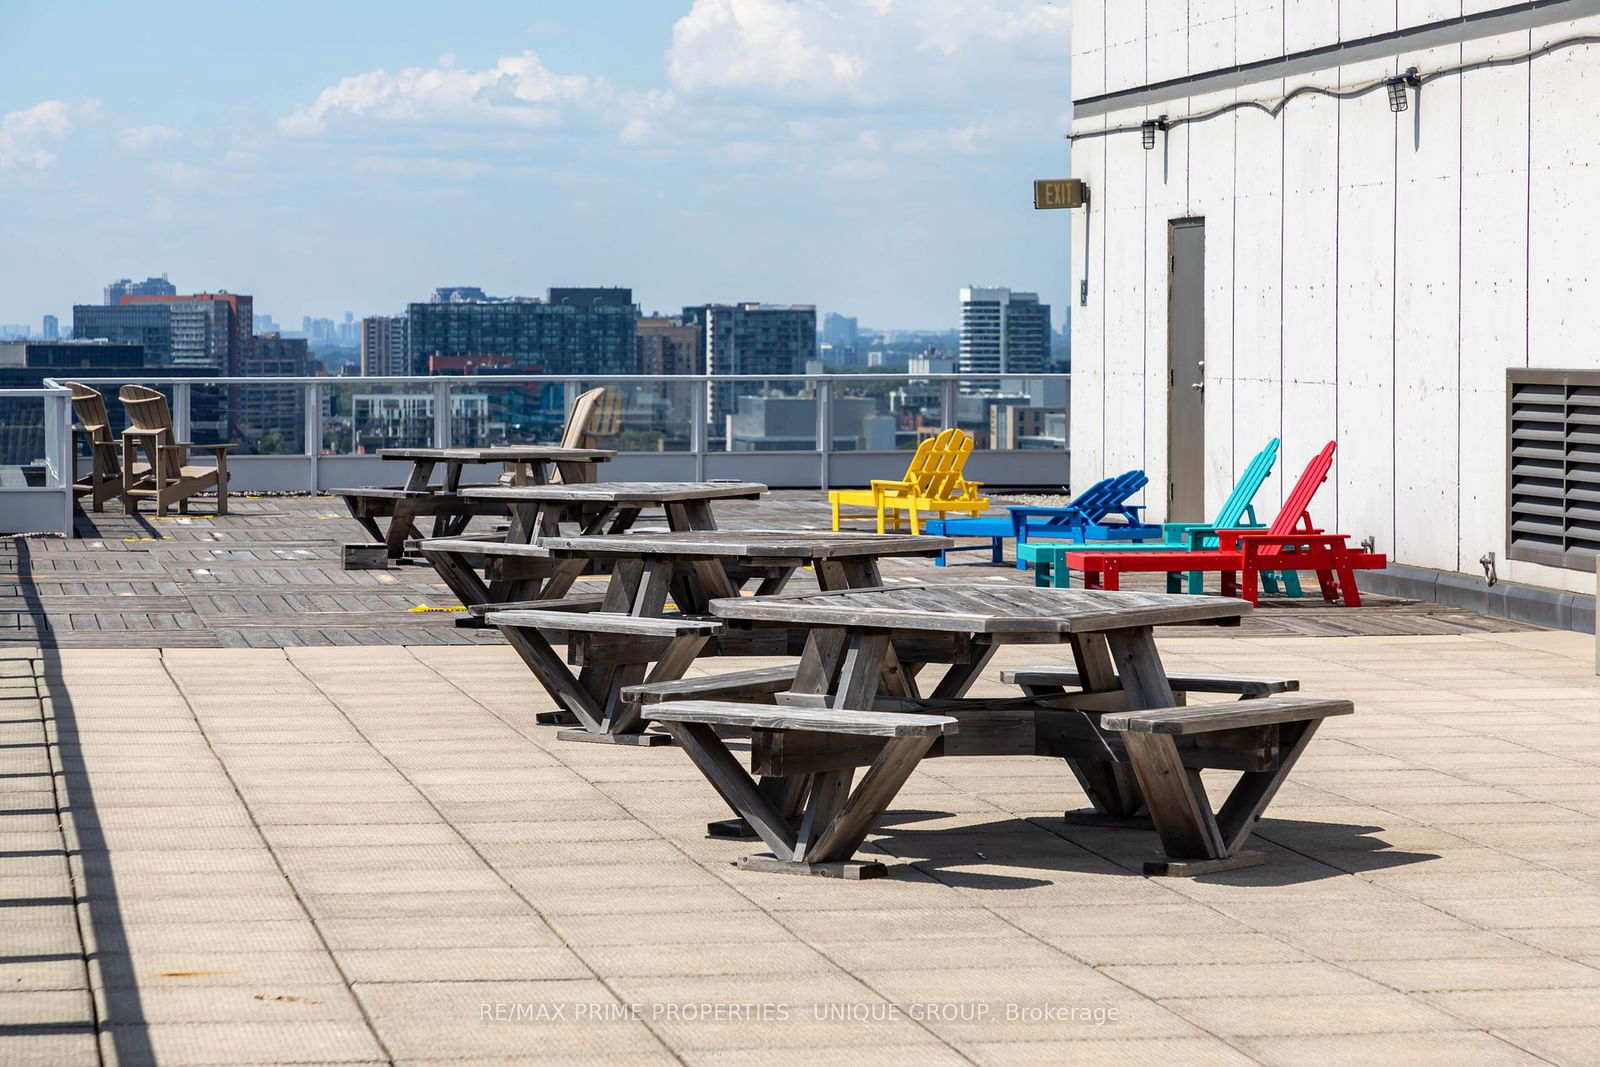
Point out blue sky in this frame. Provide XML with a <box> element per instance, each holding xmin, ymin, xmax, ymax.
<box><xmin>1</xmin><ymin>1</ymin><xmax>1071</xmax><ymax>331</ymax></box>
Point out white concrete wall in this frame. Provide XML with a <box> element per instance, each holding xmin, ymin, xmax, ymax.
<box><xmin>1070</xmin><ymin>0</ymin><xmax>1600</xmax><ymax>593</ymax></box>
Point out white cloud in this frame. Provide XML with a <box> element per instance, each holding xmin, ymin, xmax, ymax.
<box><xmin>667</xmin><ymin>0</ymin><xmax>866</xmax><ymax>98</ymax></box>
<box><xmin>0</xmin><ymin>100</ymin><xmax>79</xmax><ymax>170</ymax></box>
<box><xmin>118</xmin><ymin>124</ymin><xmax>180</xmax><ymax>153</ymax></box>
<box><xmin>279</xmin><ymin>50</ymin><xmax>602</xmax><ymax>135</ymax></box>
<box><xmin>666</xmin><ymin>0</ymin><xmax>1069</xmax><ymax>100</ymax></box>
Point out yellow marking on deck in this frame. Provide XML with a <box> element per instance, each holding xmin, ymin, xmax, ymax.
<box><xmin>409</xmin><ymin>603</ymin><xmax>466</xmax><ymax>613</ymax></box>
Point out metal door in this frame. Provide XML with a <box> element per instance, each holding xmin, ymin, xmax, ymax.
<box><xmin>1167</xmin><ymin>218</ymin><xmax>1206</xmax><ymax>522</ymax></box>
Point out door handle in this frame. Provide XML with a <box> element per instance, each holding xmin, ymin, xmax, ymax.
<box><xmin>1190</xmin><ymin>382</ymin><xmax>1205</xmax><ymax>392</ymax></box>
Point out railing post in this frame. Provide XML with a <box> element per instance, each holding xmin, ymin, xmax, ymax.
<box><xmin>941</xmin><ymin>378</ymin><xmax>959</xmax><ymax>432</ymax></box>
<box><xmin>432</xmin><ymin>379</ymin><xmax>451</xmax><ymax>449</ymax></box>
<box><xmin>173</xmin><ymin>381</ymin><xmax>192</xmax><ymax>443</ymax></box>
<box><xmin>690</xmin><ymin>378</ymin><xmax>707</xmax><ymax>481</ymax></box>
<box><xmin>305</xmin><ymin>382</ymin><xmax>321</xmax><ymax>493</ymax></box>
<box><xmin>815</xmin><ymin>378</ymin><xmax>831</xmax><ymax>491</ymax></box>
<box><xmin>51</xmin><ymin>388</ymin><xmax>73</xmax><ymax>534</ymax></box>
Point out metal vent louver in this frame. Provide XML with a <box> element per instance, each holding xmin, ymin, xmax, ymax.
<box><xmin>1508</xmin><ymin>369</ymin><xmax>1600</xmax><ymax>570</ymax></box>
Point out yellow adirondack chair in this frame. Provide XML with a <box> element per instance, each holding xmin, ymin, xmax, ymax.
<box><xmin>828</xmin><ymin>427</ymin><xmax>987</xmax><ymax>534</ymax></box>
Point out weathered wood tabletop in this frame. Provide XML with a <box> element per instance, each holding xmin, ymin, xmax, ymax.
<box><xmin>486</xmin><ymin>531</ymin><xmax>943</xmax><ymax>744</ymax></box>
<box><xmin>459</xmin><ymin>481</ymin><xmax>768</xmax><ymax>546</ymax></box>
<box><xmin>709</xmin><ymin>582</ymin><xmax>1248</xmax><ymax>633</ymax></box>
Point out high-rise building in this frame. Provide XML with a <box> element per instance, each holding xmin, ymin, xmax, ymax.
<box><xmin>361</xmin><ymin>316</ymin><xmax>410</xmax><ymax>376</ymax></box>
<box><xmin>239</xmin><ymin>333</ymin><xmax>309</xmax><ymax>453</ymax></box>
<box><xmin>958</xmin><ymin>287</ymin><xmax>1049</xmax><ymax>391</ymax></box>
<box><xmin>73</xmin><ymin>303</ymin><xmax>175</xmax><ymax>364</ymax></box>
<box><xmin>120</xmin><ymin>292</ymin><xmax>253</xmax><ymax>375</ymax></box>
<box><xmin>406</xmin><ymin>288</ymin><xmax>637</xmax><ymax>375</ymax></box>
<box><xmin>41</xmin><ymin>315</ymin><xmax>58</xmax><ymax>340</ymax></box>
<box><xmin>821</xmin><ymin>312</ymin><xmax>859</xmax><ymax>348</ymax></box>
<box><xmin>0</xmin><ymin>341</ymin><xmax>147</xmax><ymax>465</ymax></box>
<box><xmin>635</xmin><ymin>317</ymin><xmax>701</xmax><ymax>376</ymax></box>
<box><xmin>103</xmin><ymin>275</ymin><xmax>176</xmax><ymax>305</ymax></box>
<box><xmin>681</xmin><ymin>303</ymin><xmax>816</xmax><ymax>423</ymax></box>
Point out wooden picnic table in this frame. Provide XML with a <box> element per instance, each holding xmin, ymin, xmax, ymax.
<box><xmin>336</xmin><ymin>445</ymin><xmax>616</xmax><ymax>559</ymax></box>
<box><xmin>484</xmin><ymin>530</ymin><xmax>952</xmax><ymax>747</ymax></box>
<box><xmin>422</xmin><ymin>481</ymin><xmax>771</xmax><ymax>616</ymax></box>
<box><xmin>682</xmin><ymin>583</ymin><xmax>1290</xmax><ymax>876</ymax></box>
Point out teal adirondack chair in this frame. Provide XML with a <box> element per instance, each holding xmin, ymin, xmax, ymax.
<box><xmin>1021</xmin><ymin>438</ymin><xmax>1300</xmax><ymax>594</ymax></box>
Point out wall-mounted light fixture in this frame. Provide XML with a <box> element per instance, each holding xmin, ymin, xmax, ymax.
<box><xmin>1385</xmin><ymin>68</ymin><xmax>1421</xmax><ymax>113</ymax></box>
<box><xmin>1140</xmin><ymin>116</ymin><xmax>1167</xmax><ymax>150</ymax></box>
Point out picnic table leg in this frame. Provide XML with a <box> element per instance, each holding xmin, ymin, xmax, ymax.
<box><xmin>385</xmin><ymin>501</ymin><xmax>420</xmax><ymax>559</ymax></box>
<box><xmin>1053</xmin><ymin>632</ymin><xmax>1145</xmax><ymax>821</ymax></box>
<box><xmin>499</xmin><ymin>623</ymin><xmax>606</xmax><ymax>736</ymax></box>
<box><xmin>708</xmin><ymin>626</ymin><xmax>851</xmax><ymax>840</ymax></box>
<box><xmin>506</xmin><ymin>500</ymin><xmax>541</xmax><ymax>544</ymax></box>
<box><xmin>419</xmin><ymin>546</ymin><xmax>492</xmax><ymax>610</ymax></box>
<box><xmin>1103</xmin><ymin>625</ymin><xmax>1268</xmax><ymax>875</ymax></box>
<box><xmin>928</xmin><ymin>643</ymin><xmax>998</xmax><ymax>700</ymax></box>
<box><xmin>533</xmin><ymin>558</ymin><xmax>640</xmax><ymax>727</ymax></box>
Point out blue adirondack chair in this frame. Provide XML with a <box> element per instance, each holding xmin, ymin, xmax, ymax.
<box><xmin>924</xmin><ymin>469</ymin><xmax>1157</xmax><ymax>568</ymax></box>
<box><xmin>1019</xmin><ymin>439</ymin><xmax>1300</xmax><ymax>594</ymax></box>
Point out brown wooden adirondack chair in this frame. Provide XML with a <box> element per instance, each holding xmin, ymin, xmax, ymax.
<box><xmin>118</xmin><ymin>385</ymin><xmax>232</xmax><ymax>516</ymax></box>
<box><xmin>543</xmin><ymin>386</ymin><xmax>611</xmax><ymax>485</ymax></box>
<box><xmin>64</xmin><ymin>382</ymin><xmax>129</xmax><ymax>512</ymax></box>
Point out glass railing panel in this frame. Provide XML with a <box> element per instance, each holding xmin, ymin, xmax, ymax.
<box><xmin>954</xmin><ymin>375</ymin><xmax>1069</xmax><ymax>451</ymax></box>
<box><xmin>828</xmin><ymin>376</ymin><xmax>920</xmax><ymax>451</ymax></box>
<box><xmin>716</xmin><ymin>378</ymin><xmax>816</xmax><ymax>452</ymax></box>
<box><xmin>0</xmin><ymin>394</ymin><xmax>48</xmax><ymax>483</ymax></box>
<box><xmin>560</xmin><ymin>379</ymin><xmax>696</xmax><ymax>453</ymax></box>
<box><xmin>319</xmin><ymin>381</ymin><xmax>435</xmax><ymax>455</ymax></box>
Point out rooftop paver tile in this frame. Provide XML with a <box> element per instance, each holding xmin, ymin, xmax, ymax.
<box><xmin>1236</xmin><ymin>1031</ymin><xmax>1549</xmax><ymax>1066</ymax></box>
<box><xmin>1421</xmin><ymin>988</ymin><xmax>1600</xmax><ymax>1029</ymax></box>
<box><xmin>767</xmin><ymin>906</ymin><xmax>1019</xmax><ymax>944</ymax></box>
<box><xmin>297</xmin><ymin>890</ymin><xmax>531</xmax><ymax>921</ymax></box>
<box><xmin>528</xmin><ymin>883</ymin><xmax>763</xmax><ymax>917</ymax></box>
<box><xmin>1164</xmin><ymin>991</ymin><xmax>1468</xmax><ymax>1037</ymax></box>
<box><xmin>92</xmin><ymin>981</ymin><xmax>366</xmax><ymax>1024</ymax></box>
<box><xmin>334</xmin><ymin>947</ymin><xmax>590</xmax><ymax>984</ymax></box>
<box><xmin>580</xmin><ymin>940</ymin><xmax>842</xmax><ymax>979</ymax></box>
<box><xmin>685</xmin><ymin>1046</ymin><xmax>970</xmax><ymax>1067</ymax></box>
<box><xmin>1099</xmin><ymin>960</ymin><xmax>1391</xmax><ymax>999</ymax></box>
<box><xmin>1428</xmin><ymin>894</ymin><xmax>1600</xmax><ymax>930</ymax></box>
<box><xmin>352</xmin><ymin>979</ymin><xmax>668</xmax><ymax>1059</ymax></box>
<box><xmin>1345</xmin><ymin>956</ymin><xmax>1600</xmax><ymax>992</ymax></box>
<box><xmin>1494</xmin><ymin>1026</ymin><xmax>1600</xmax><ymax>1064</ymax></box>
<box><xmin>0</xmin><ymin>987</ymin><xmax>95</xmax><ymax>1025</ymax></box>
<box><xmin>96</xmin><ymin>1020</ymin><xmax>387</xmax><ymax>1065</ymax></box>
<box><xmin>959</xmin><ymin>1036</ymin><xmax>1256</xmax><ymax>1066</ymax></box>
<box><xmin>1044</xmin><ymin>933</ymin><xmax>1313</xmax><ymax>967</ymax></box>
<box><xmin>807</xmin><ymin>935</ymin><xmax>1072</xmax><ymax>973</ymax></box>
<box><xmin>606</xmin><ymin>973</ymin><xmax>947</xmax><ymax>1051</ymax></box>
<box><xmin>88</xmin><ymin>949</ymin><xmax>347</xmax><ymax>989</ymax></box>
<box><xmin>314</xmin><ymin>917</ymin><xmax>562</xmax><ymax>952</ymax></box>
<box><xmin>544</xmin><ymin>909</ymin><xmax>794</xmax><ymax>948</ymax></box>
<box><xmin>80</xmin><ymin>919</ymin><xmax>329</xmax><ymax>956</ymax></box>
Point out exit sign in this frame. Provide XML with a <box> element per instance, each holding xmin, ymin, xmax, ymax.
<box><xmin>1033</xmin><ymin>178</ymin><xmax>1085</xmax><ymax>209</ymax></box>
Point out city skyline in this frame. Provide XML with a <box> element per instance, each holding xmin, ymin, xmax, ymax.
<box><xmin>0</xmin><ymin>1</ymin><xmax>1072</xmax><ymax>331</ymax></box>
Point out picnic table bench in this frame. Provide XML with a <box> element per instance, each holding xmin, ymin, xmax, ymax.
<box><xmin>676</xmin><ymin>583</ymin><xmax>1349</xmax><ymax>878</ymax></box>
<box><xmin>334</xmin><ymin>446</ymin><xmax>616</xmax><ymax>559</ymax></box>
<box><xmin>486</xmin><ymin>530</ymin><xmax>950</xmax><ymax>746</ymax></box>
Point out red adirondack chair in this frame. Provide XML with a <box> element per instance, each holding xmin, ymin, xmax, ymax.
<box><xmin>1064</xmin><ymin>441</ymin><xmax>1386</xmax><ymax>606</ymax></box>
